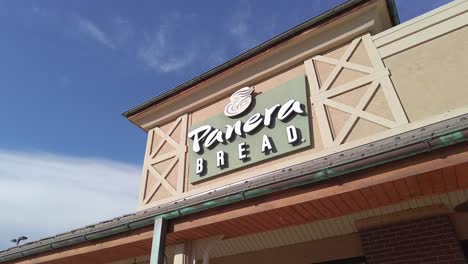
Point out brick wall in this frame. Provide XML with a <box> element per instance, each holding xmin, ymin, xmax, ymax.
<box><xmin>360</xmin><ymin>215</ymin><xmax>466</xmax><ymax>264</ymax></box>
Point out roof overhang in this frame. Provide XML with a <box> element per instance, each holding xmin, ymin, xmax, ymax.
<box><xmin>2</xmin><ymin>112</ymin><xmax>468</xmax><ymax>263</ymax></box>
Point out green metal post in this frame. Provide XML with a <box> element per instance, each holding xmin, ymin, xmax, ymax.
<box><xmin>150</xmin><ymin>217</ymin><xmax>167</xmax><ymax>264</ymax></box>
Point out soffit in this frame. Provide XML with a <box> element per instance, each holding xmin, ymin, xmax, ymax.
<box><xmin>8</xmin><ymin>147</ymin><xmax>468</xmax><ymax>264</ymax></box>
<box><xmin>166</xmin><ymin>145</ymin><xmax>468</xmax><ymax>244</ymax></box>
<box><xmin>97</xmin><ymin>189</ymin><xmax>468</xmax><ymax>264</ymax></box>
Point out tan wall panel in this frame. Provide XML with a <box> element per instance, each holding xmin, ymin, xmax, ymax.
<box><xmin>211</xmin><ymin>233</ymin><xmax>363</xmax><ymax>264</ymax></box>
<box><xmin>139</xmin><ymin>115</ymin><xmax>188</xmax><ymax>207</ymax></box>
<box><xmin>364</xmin><ymin>86</ymin><xmax>393</xmax><ymax>120</ymax></box>
<box><xmin>346</xmin><ymin>118</ymin><xmax>387</xmax><ymax>143</ymax></box>
<box><xmin>384</xmin><ymin>26</ymin><xmax>468</xmax><ymax>122</ymax></box>
<box><xmin>149</xmin><ymin>182</ymin><xmax>172</xmax><ymax>203</ymax></box>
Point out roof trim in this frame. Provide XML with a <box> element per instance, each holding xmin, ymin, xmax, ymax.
<box><xmin>122</xmin><ymin>0</ymin><xmax>399</xmax><ymax>119</ymax></box>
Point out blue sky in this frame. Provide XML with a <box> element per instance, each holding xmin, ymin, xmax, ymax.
<box><xmin>0</xmin><ymin>0</ymin><xmax>451</xmax><ymax>250</ymax></box>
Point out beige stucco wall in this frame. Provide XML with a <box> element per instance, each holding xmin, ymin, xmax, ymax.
<box><xmin>384</xmin><ymin>26</ymin><xmax>468</xmax><ymax>122</ymax></box>
<box><xmin>136</xmin><ymin>0</ymin><xmax>468</xmax><ymax>209</ymax></box>
<box><xmin>211</xmin><ymin>233</ymin><xmax>363</xmax><ymax>264</ymax></box>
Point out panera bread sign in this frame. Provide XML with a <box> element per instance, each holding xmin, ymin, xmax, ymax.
<box><xmin>188</xmin><ymin>76</ymin><xmax>311</xmax><ymax>183</ymax></box>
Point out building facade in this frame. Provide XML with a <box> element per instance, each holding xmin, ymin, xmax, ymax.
<box><xmin>2</xmin><ymin>0</ymin><xmax>468</xmax><ymax>263</ymax></box>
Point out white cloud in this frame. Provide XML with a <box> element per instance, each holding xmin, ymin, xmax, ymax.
<box><xmin>111</xmin><ymin>16</ymin><xmax>135</xmax><ymax>46</ymax></box>
<box><xmin>31</xmin><ymin>4</ymin><xmax>55</xmax><ymax>18</ymax></box>
<box><xmin>230</xmin><ymin>16</ymin><xmax>249</xmax><ymax>38</ymax></box>
<box><xmin>78</xmin><ymin>17</ymin><xmax>116</xmax><ymax>49</ymax></box>
<box><xmin>227</xmin><ymin>4</ymin><xmax>259</xmax><ymax>50</ymax></box>
<box><xmin>0</xmin><ymin>150</ymin><xmax>140</xmax><ymax>250</ymax></box>
<box><xmin>30</xmin><ymin>5</ymin><xmax>212</xmax><ymax>73</ymax></box>
<box><xmin>138</xmin><ymin>14</ymin><xmax>196</xmax><ymax>73</ymax></box>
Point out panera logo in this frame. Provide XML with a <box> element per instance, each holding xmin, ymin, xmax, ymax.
<box><xmin>188</xmin><ymin>76</ymin><xmax>311</xmax><ymax>183</ymax></box>
<box><xmin>224</xmin><ymin>86</ymin><xmax>254</xmax><ymax>117</ymax></box>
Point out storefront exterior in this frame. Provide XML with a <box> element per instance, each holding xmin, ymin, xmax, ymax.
<box><xmin>2</xmin><ymin>0</ymin><xmax>468</xmax><ymax>263</ymax></box>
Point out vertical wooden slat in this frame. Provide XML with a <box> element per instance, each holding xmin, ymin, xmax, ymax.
<box><xmin>329</xmin><ymin>195</ymin><xmax>352</xmax><ymax>214</ymax></box>
<box><xmin>237</xmin><ymin>217</ymin><xmax>262</xmax><ymax>234</ymax></box>
<box><xmin>243</xmin><ymin>214</ymin><xmax>270</xmax><ymax>232</ymax></box>
<box><xmin>310</xmin><ymin>200</ymin><xmax>334</xmax><ymax>218</ymax></box>
<box><xmin>177</xmin><ymin>114</ymin><xmax>188</xmax><ymax>193</ymax></box>
<box><xmin>442</xmin><ymin>166</ymin><xmax>458</xmax><ymax>191</ymax></box>
<box><xmin>404</xmin><ymin>176</ymin><xmax>422</xmax><ymax>198</ymax></box>
<box><xmin>381</xmin><ymin>181</ymin><xmax>400</xmax><ymax>203</ymax></box>
<box><xmin>254</xmin><ymin>212</ymin><xmax>283</xmax><ymax>230</ymax></box>
<box><xmin>262</xmin><ymin>211</ymin><xmax>285</xmax><ymax>228</ymax></box>
<box><xmin>301</xmin><ymin>201</ymin><xmax>325</xmax><ymax>219</ymax></box>
<box><xmin>140</xmin><ymin>130</ymin><xmax>155</xmax><ymax>206</ymax></box>
<box><xmin>222</xmin><ymin>220</ymin><xmax>247</xmax><ymax>237</ymax></box>
<box><xmin>291</xmin><ymin>204</ymin><xmax>316</xmax><ymax>221</ymax></box>
<box><xmin>371</xmin><ymin>184</ymin><xmax>391</xmax><ymax>205</ymax></box>
<box><xmin>361</xmin><ymin>33</ymin><xmax>409</xmax><ymax>125</ymax></box>
<box><xmin>314</xmin><ymin>101</ymin><xmax>334</xmax><ymax>147</ymax></box>
<box><xmin>359</xmin><ymin>187</ymin><xmax>381</xmax><ymax>208</ymax></box>
<box><xmin>283</xmin><ymin>206</ymin><xmax>308</xmax><ymax>223</ymax></box>
<box><xmin>455</xmin><ymin>163</ymin><xmax>468</xmax><ymax>188</ymax></box>
<box><xmin>349</xmin><ymin>190</ymin><xmax>370</xmax><ymax>210</ymax></box>
<box><xmin>417</xmin><ymin>172</ymin><xmax>434</xmax><ymax>195</ymax></box>
<box><xmin>269</xmin><ymin>208</ymin><xmax>296</xmax><ymax>226</ymax></box>
<box><xmin>431</xmin><ymin>169</ymin><xmax>446</xmax><ymax>193</ymax></box>
<box><xmin>213</xmin><ymin>222</ymin><xmax>237</xmax><ymax>238</ymax></box>
<box><xmin>318</xmin><ymin>198</ymin><xmax>341</xmax><ymax>217</ymax></box>
<box><xmin>393</xmin><ymin>178</ymin><xmax>412</xmax><ymax>200</ymax></box>
<box><xmin>339</xmin><ymin>192</ymin><xmax>362</xmax><ymax>212</ymax></box>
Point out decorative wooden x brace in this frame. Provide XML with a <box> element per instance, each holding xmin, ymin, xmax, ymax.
<box><xmin>140</xmin><ymin>114</ymin><xmax>188</xmax><ymax>205</ymax></box>
<box><xmin>305</xmin><ymin>34</ymin><xmax>408</xmax><ymax>147</ymax></box>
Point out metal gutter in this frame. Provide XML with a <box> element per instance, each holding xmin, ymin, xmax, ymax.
<box><xmin>1</xmin><ymin>113</ymin><xmax>467</xmax><ymax>263</ymax></box>
<box><xmin>121</xmin><ymin>0</ymin><xmax>399</xmax><ymax>119</ymax></box>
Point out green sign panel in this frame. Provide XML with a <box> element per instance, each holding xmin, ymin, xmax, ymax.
<box><xmin>188</xmin><ymin>76</ymin><xmax>311</xmax><ymax>183</ymax></box>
